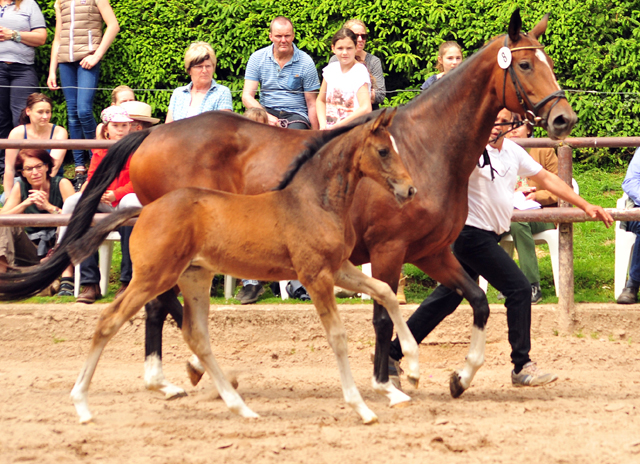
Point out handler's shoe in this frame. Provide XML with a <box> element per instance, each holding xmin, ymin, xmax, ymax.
<box><xmin>512</xmin><ymin>361</ymin><xmax>558</xmax><ymax>387</ymax></box>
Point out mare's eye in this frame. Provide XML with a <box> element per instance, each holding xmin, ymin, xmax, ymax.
<box><xmin>379</xmin><ymin>148</ymin><xmax>389</xmax><ymax>158</ymax></box>
<box><xmin>519</xmin><ymin>61</ymin><xmax>531</xmax><ymax>71</ymax></box>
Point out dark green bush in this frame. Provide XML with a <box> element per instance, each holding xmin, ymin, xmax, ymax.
<box><xmin>34</xmin><ymin>0</ymin><xmax>640</xmax><ymax>165</ymax></box>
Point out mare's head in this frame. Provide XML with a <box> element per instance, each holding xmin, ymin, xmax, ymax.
<box><xmin>356</xmin><ymin>109</ymin><xmax>416</xmax><ymax>205</ymax></box>
<box><xmin>496</xmin><ymin>9</ymin><xmax>577</xmax><ymax>139</ymax></box>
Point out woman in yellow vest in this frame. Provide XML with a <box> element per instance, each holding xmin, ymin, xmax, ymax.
<box><xmin>46</xmin><ymin>0</ymin><xmax>119</xmax><ymax>184</ymax></box>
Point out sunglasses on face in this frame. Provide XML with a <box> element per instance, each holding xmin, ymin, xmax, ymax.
<box><xmin>354</xmin><ymin>33</ymin><xmax>368</xmax><ymax>40</ymax></box>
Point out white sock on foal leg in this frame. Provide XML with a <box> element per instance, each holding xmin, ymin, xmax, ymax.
<box><xmin>450</xmin><ymin>325</ymin><xmax>486</xmax><ymax>397</ymax></box>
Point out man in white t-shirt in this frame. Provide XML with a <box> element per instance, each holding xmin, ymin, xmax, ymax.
<box><xmin>388</xmin><ymin>108</ymin><xmax>613</xmax><ymax>387</ymax></box>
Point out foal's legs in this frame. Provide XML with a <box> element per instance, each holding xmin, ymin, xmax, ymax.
<box><xmin>304</xmin><ymin>271</ymin><xmax>378</xmax><ymax>424</ymax></box>
<box><xmin>143</xmin><ymin>290</ymin><xmax>189</xmax><ymax>399</ymax></box>
<box><xmin>413</xmin><ymin>250</ymin><xmax>490</xmax><ymax>397</ymax></box>
<box><xmin>177</xmin><ymin>266</ymin><xmax>258</xmax><ymax>419</ymax></box>
<box><xmin>70</xmin><ymin>284</ymin><xmax>162</xmax><ymax>423</ymax></box>
<box><xmin>334</xmin><ymin>260</ymin><xmax>419</xmax><ymax>407</ymax></box>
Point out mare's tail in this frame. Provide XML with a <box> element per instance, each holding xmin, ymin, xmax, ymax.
<box><xmin>0</xmin><ymin>129</ymin><xmax>152</xmax><ymax>300</ymax></box>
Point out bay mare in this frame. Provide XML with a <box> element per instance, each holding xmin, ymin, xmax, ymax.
<box><xmin>65</xmin><ymin>111</ymin><xmax>416</xmax><ymax>424</ymax></box>
<box><xmin>0</xmin><ymin>11</ymin><xmax>577</xmax><ymax>403</ymax></box>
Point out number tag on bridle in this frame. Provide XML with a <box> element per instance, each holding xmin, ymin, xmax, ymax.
<box><xmin>497</xmin><ymin>47</ymin><xmax>512</xmax><ymax>69</ymax></box>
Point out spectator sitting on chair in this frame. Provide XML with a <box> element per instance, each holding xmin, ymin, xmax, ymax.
<box><xmin>617</xmin><ymin>146</ymin><xmax>640</xmax><ymax>304</ymax></box>
<box><xmin>0</xmin><ymin>149</ymin><xmax>74</xmax><ymax>273</ymax></box>
<box><xmin>387</xmin><ymin>108</ymin><xmax>613</xmax><ymax>388</ymax></box>
<box><xmin>242</xmin><ymin>15</ymin><xmax>320</xmax><ymax>300</ymax></box>
<box><xmin>506</xmin><ymin>112</ymin><xmax>559</xmax><ymax>304</ymax></box>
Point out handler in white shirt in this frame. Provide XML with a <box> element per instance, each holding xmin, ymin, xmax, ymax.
<box><xmin>388</xmin><ymin>108</ymin><xmax>613</xmax><ymax>387</ymax></box>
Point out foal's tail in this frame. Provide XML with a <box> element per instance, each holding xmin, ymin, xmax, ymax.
<box><xmin>0</xmin><ymin>129</ymin><xmax>151</xmax><ymax>301</ymax></box>
<box><xmin>67</xmin><ymin>207</ymin><xmax>143</xmax><ymax>265</ymax></box>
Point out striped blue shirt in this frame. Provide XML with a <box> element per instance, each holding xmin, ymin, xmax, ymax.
<box><xmin>245</xmin><ymin>44</ymin><xmax>320</xmax><ymax>119</ymax></box>
<box><xmin>168</xmin><ymin>79</ymin><xmax>233</xmax><ymax>121</ymax></box>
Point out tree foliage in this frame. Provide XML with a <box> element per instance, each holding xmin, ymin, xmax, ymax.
<box><xmin>34</xmin><ymin>0</ymin><xmax>640</xmax><ymax>165</ymax></box>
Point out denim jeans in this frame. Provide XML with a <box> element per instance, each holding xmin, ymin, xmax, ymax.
<box><xmin>0</xmin><ymin>62</ymin><xmax>38</xmax><ymax>176</ymax></box>
<box><xmin>625</xmin><ymin>220</ymin><xmax>640</xmax><ymax>284</ymax></box>
<box><xmin>58</xmin><ymin>61</ymin><xmax>100</xmax><ymax>167</ymax></box>
<box><xmin>390</xmin><ymin>225</ymin><xmax>533</xmax><ymax>371</ymax></box>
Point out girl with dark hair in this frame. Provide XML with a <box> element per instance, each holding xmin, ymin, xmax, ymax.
<box><xmin>4</xmin><ymin>93</ymin><xmax>68</xmax><ymax>199</ymax></box>
<box><xmin>317</xmin><ymin>28</ymin><xmax>372</xmax><ymax>129</ymax></box>
<box><xmin>0</xmin><ymin>148</ymin><xmax>74</xmax><ymax>273</ymax></box>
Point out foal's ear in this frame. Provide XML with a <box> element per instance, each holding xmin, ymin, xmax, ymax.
<box><xmin>530</xmin><ymin>14</ymin><xmax>549</xmax><ymax>41</ymax></box>
<box><xmin>371</xmin><ymin>108</ymin><xmax>397</xmax><ymax>133</ymax></box>
<box><xmin>508</xmin><ymin>9</ymin><xmax>522</xmax><ymax>44</ymax></box>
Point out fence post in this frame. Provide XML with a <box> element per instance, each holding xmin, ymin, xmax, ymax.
<box><xmin>556</xmin><ymin>144</ymin><xmax>575</xmax><ymax>331</ymax></box>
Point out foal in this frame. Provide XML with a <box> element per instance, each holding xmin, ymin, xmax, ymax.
<box><xmin>67</xmin><ymin>110</ymin><xmax>418</xmax><ymax>425</ymax></box>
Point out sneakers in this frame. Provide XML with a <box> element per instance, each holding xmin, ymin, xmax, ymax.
<box><xmin>531</xmin><ymin>282</ymin><xmax>542</xmax><ymax>304</ymax></box>
<box><xmin>57</xmin><ymin>278</ymin><xmax>74</xmax><ymax>297</ymax></box>
<box><xmin>286</xmin><ymin>282</ymin><xmax>311</xmax><ymax>301</ymax></box>
<box><xmin>76</xmin><ymin>283</ymin><xmax>102</xmax><ymax>304</ymax></box>
<box><xmin>617</xmin><ymin>286</ymin><xmax>638</xmax><ymax>304</ymax></box>
<box><xmin>237</xmin><ymin>283</ymin><xmax>264</xmax><ymax>304</ymax></box>
<box><xmin>512</xmin><ymin>361</ymin><xmax>558</xmax><ymax>387</ymax></box>
<box><xmin>74</xmin><ymin>167</ymin><xmax>87</xmax><ymax>192</ymax></box>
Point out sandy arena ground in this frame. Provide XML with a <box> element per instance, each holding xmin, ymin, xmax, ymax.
<box><xmin>1</xmin><ymin>302</ymin><xmax>639</xmax><ymax>464</ymax></box>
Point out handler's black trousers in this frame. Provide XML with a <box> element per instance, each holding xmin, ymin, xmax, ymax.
<box><xmin>390</xmin><ymin>225</ymin><xmax>532</xmax><ymax>371</ymax></box>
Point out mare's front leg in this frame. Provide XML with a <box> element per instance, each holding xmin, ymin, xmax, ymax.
<box><xmin>143</xmin><ymin>290</ymin><xmax>189</xmax><ymax>399</ymax></box>
<box><xmin>71</xmin><ymin>285</ymin><xmax>160</xmax><ymax>423</ymax></box>
<box><xmin>304</xmin><ymin>271</ymin><xmax>378</xmax><ymax>424</ymax></box>
<box><xmin>178</xmin><ymin>266</ymin><xmax>258</xmax><ymax>419</ymax></box>
<box><xmin>413</xmin><ymin>251</ymin><xmax>490</xmax><ymax>397</ymax></box>
<box><xmin>334</xmin><ymin>260</ymin><xmax>417</xmax><ymax>407</ymax></box>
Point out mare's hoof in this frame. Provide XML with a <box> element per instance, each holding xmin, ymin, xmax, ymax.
<box><xmin>449</xmin><ymin>371</ymin><xmax>466</xmax><ymax>398</ymax></box>
<box><xmin>407</xmin><ymin>376</ymin><xmax>419</xmax><ymax>388</ymax></box>
<box><xmin>186</xmin><ymin>361</ymin><xmax>205</xmax><ymax>386</ymax></box>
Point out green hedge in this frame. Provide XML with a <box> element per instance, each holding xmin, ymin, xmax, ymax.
<box><xmin>33</xmin><ymin>0</ymin><xmax>640</xmax><ymax>165</ymax></box>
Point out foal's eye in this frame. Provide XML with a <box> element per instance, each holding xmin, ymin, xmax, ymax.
<box><xmin>519</xmin><ymin>61</ymin><xmax>531</xmax><ymax>71</ymax></box>
<box><xmin>379</xmin><ymin>148</ymin><xmax>389</xmax><ymax>158</ymax></box>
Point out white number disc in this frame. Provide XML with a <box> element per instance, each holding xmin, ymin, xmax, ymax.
<box><xmin>497</xmin><ymin>47</ymin><xmax>512</xmax><ymax>69</ymax></box>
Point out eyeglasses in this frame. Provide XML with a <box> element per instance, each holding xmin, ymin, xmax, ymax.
<box><xmin>191</xmin><ymin>64</ymin><xmax>213</xmax><ymax>72</ymax></box>
<box><xmin>354</xmin><ymin>33</ymin><xmax>368</xmax><ymax>40</ymax></box>
<box><xmin>22</xmin><ymin>163</ymin><xmax>45</xmax><ymax>173</ymax></box>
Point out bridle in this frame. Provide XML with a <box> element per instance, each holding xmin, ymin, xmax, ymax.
<box><xmin>501</xmin><ymin>35</ymin><xmax>567</xmax><ymax>128</ymax></box>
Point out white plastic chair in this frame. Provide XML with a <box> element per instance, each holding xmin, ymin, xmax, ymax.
<box><xmin>479</xmin><ymin>229</ymin><xmax>560</xmax><ymax>296</ymax></box>
<box><xmin>74</xmin><ymin>231</ymin><xmax>121</xmax><ymax>297</ymax></box>
<box><xmin>614</xmin><ymin>193</ymin><xmax>637</xmax><ymax>299</ymax></box>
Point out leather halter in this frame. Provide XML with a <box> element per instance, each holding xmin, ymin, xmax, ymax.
<box><xmin>501</xmin><ymin>35</ymin><xmax>567</xmax><ymax>128</ymax></box>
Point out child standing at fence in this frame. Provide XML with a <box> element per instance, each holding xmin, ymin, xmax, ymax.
<box><xmin>316</xmin><ymin>28</ymin><xmax>371</xmax><ymax>130</ymax></box>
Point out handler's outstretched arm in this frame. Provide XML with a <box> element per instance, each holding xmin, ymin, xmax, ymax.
<box><xmin>530</xmin><ymin>170</ymin><xmax>614</xmax><ymax>228</ymax></box>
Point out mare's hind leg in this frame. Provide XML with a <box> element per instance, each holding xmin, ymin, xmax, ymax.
<box><xmin>144</xmin><ymin>290</ymin><xmax>189</xmax><ymax>399</ymax></box>
<box><xmin>177</xmin><ymin>266</ymin><xmax>258</xmax><ymax>419</ymax></box>
<box><xmin>413</xmin><ymin>251</ymin><xmax>490</xmax><ymax>397</ymax></box>
<box><xmin>334</xmin><ymin>260</ymin><xmax>418</xmax><ymax>407</ymax></box>
<box><xmin>71</xmin><ymin>283</ymin><xmax>164</xmax><ymax>423</ymax></box>
<box><xmin>304</xmin><ymin>272</ymin><xmax>378</xmax><ymax>424</ymax></box>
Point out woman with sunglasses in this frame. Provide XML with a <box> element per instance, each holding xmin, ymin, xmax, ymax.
<box><xmin>0</xmin><ymin>148</ymin><xmax>74</xmax><ymax>273</ymax></box>
<box><xmin>329</xmin><ymin>19</ymin><xmax>386</xmax><ymax>110</ymax></box>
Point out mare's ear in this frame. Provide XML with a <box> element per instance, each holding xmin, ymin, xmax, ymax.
<box><xmin>530</xmin><ymin>14</ymin><xmax>549</xmax><ymax>41</ymax></box>
<box><xmin>508</xmin><ymin>9</ymin><xmax>522</xmax><ymax>43</ymax></box>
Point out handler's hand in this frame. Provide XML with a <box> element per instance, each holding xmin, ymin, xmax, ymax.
<box><xmin>584</xmin><ymin>204</ymin><xmax>614</xmax><ymax>228</ymax></box>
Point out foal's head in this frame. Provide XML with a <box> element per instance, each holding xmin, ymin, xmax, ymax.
<box><xmin>356</xmin><ymin>109</ymin><xmax>416</xmax><ymax>205</ymax></box>
<box><xmin>495</xmin><ymin>10</ymin><xmax>577</xmax><ymax>139</ymax></box>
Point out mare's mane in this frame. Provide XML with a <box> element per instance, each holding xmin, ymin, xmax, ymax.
<box><xmin>273</xmin><ymin>121</ymin><xmax>363</xmax><ymax>191</ymax></box>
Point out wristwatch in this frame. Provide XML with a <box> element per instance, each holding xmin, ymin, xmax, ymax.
<box><xmin>10</xmin><ymin>30</ymin><xmax>21</xmax><ymax>43</ymax></box>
